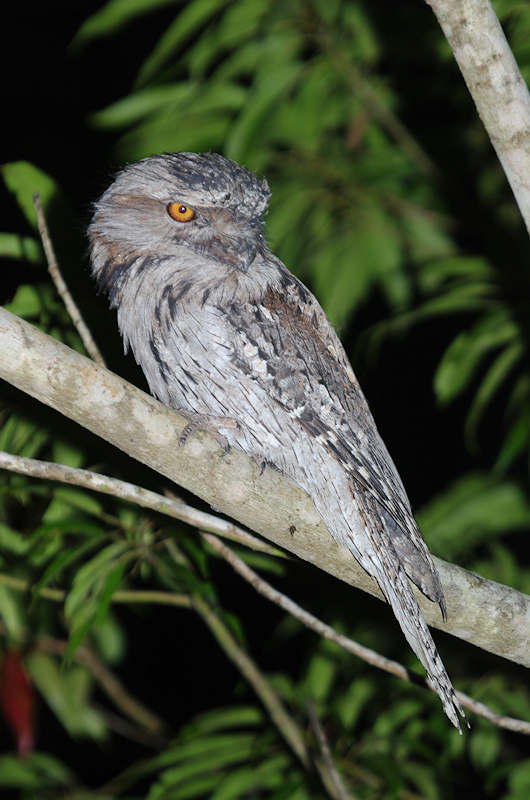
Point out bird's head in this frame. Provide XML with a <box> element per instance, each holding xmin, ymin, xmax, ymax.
<box><xmin>88</xmin><ymin>152</ymin><xmax>271</xmax><ymax>299</ymax></box>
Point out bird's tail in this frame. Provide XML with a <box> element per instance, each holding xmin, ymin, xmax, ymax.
<box><xmin>375</xmin><ymin>554</ymin><xmax>467</xmax><ymax>732</ymax></box>
<box><xmin>351</xmin><ymin>491</ymin><xmax>468</xmax><ymax>732</ymax></box>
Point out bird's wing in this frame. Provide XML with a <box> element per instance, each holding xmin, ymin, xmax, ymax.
<box><xmin>220</xmin><ymin>268</ymin><xmax>444</xmax><ymax>606</ymax></box>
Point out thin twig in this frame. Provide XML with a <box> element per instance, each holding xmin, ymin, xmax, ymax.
<box><xmin>0</xmin><ymin>572</ymin><xmax>192</xmax><ymax>609</ymax></box>
<box><xmin>191</xmin><ymin>592</ymin><xmax>312</xmax><ymax>769</ymax></box>
<box><xmin>0</xmin><ymin>450</ymin><xmax>279</xmax><ymax>555</ymax></box>
<box><xmin>452</xmin><ymin>691</ymin><xmax>530</xmax><ymax>735</ymax></box>
<box><xmin>33</xmin><ymin>192</ymin><xmax>106</xmax><ymax>366</ymax></box>
<box><xmin>202</xmin><ymin>533</ymin><xmax>530</xmax><ymax>735</ymax></box>
<box><xmin>91</xmin><ymin>703</ymin><xmax>169</xmax><ymax>750</ymax></box>
<box><xmin>203</xmin><ymin>533</ymin><xmax>413</xmax><ymax>678</ymax></box>
<box><xmin>1</xmin><ymin>451</ymin><xmax>529</xmax><ymax>735</ymax></box>
<box><xmin>307</xmin><ymin>699</ymin><xmax>356</xmax><ymax>800</ymax></box>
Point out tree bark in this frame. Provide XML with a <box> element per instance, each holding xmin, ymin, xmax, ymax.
<box><xmin>0</xmin><ymin>306</ymin><xmax>528</xmax><ymax>666</ymax></box>
<box><xmin>426</xmin><ymin>0</ymin><xmax>530</xmax><ymax>237</ymax></box>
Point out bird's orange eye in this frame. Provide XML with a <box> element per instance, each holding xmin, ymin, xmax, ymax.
<box><xmin>168</xmin><ymin>202</ymin><xmax>196</xmax><ymax>222</ymax></box>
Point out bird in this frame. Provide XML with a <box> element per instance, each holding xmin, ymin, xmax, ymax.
<box><xmin>88</xmin><ymin>151</ymin><xmax>467</xmax><ymax>731</ymax></box>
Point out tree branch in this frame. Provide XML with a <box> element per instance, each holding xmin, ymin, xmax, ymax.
<box><xmin>425</xmin><ymin>0</ymin><xmax>530</xmax><ymax>237</ymax></box>
<box><xmin>1</xmin><ymin>455</ymin><xmax>527</xmax><ymax>732</ymax></box>
<box><xmin>0</xmin><ymin>306</ymin><xmax>529</xmax><ymax>667</ymax></box>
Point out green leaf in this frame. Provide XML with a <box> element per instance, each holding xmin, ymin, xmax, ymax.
<box><xmin>31</xmin><ymin>536</ymin><xmax>102</xmax><ymax>600</ymax></box>
<box><xmin>211</xmin><ymin>756</ymin><xmax>291</xmax><ymax>800</ymax></box>
<box><xmin>225</xmin><ymin>59</ymin><xmax>303</xmax><ymax>163</ymax></box>
<box><xmin>417</xmin><ymin>472</ymin><xmax>530</xmax><ymax>560</ymax></box>
<box><xmin>91</xmin><ymin>84</ymin><xmax>197</xmax><ymax>129</ymax></box>
<box><xmin>0</xmin><ymin>584</ymin><xmax>26</xmax><ymax>637</ymax></box>
<box><xmin>4</xmin><ymin>284</ymin><xmax>45</xmax><ymax>318</ymax></box>
<box><xmin>0</xmin><ymin>232</ymin><xmax>42</xmax><ymax>264</ymax></box>
<box><xmin>72</xmin><ymin>0</ymin><xmax>180</xmax><ymax>47</ymax></box>
<box><xmin>64</xmin><ymin>540</ymin><xmax>130</xmax><ymax>620</ymax></box>
<box><xmin>91</xmin><ymin>611</ymin><xmax>127</xmax><ymax>663</ymax></box>
<box><xmin>434</xmin><ymin>312</ymin><xmax>517</xmax><ymax>404</ymax></box>
<box><xmin>27</xmin><ymin>651</ymin><xmax>107</xmax><ymax>740</ymax></box>
<box><xmin>64</xmin><ymin>540</ymin><xmax>131</xmax><ymax>655</ymax></box>
<box><xmin>183</xmin><ymin>705</ymin><xmax>263</xmax><ymax>736</ymax></box>
<box><xmin>1</xmin><ymin>162</ymin><xmax>60</xmax><ymax>229</ymax></box>
<box><xmin>0</xmin><ymin>752</ymin><xmax>73</xmax><ymax>790</ymax></box>
<box><xmin>41</xmin><ymin>487</ymin><xmax>104</xmax><ymax>523</ymax></box>
<box><xmin>335</xmin><ymin>677</ymin><xmax>376</xmax><ymax>729</ymax></box>
<box><xmin>305</xmin><ymin>653</ymin><xmax>336</xmax><ymax>703</ymax></box>
<box><xmin>507</xmin><ymin>759</ymin><xmax>530</xmax><ymax>799</ymax></box>
<box><xmin>469</xmin><ymin>724</ymin><xmax>501</xmax><ymax>769</ymax></box>
<box><xmin>0</xmin><ymin>522</ymin><xmax>31</xmax><ymax>556</ymax></box>
<box><xmin>496</xmin><ymin>399</ymin><xmax>530</xmax><ymax>472</ymax></box>
<box><xmin>135</xmin><ymin>0</ymin><xmax>233</xmax><ymax>87</ymax></box>
<box><xmin>464</xmin><ymin>339</ymin><xmax>523</xmax><ymax>444</ymax></box>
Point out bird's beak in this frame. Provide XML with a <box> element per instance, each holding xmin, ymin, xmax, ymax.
<box><xmin>209</xmin><ymin>232</ymin><xmax>257</xmax><ymax>273</ymax></box>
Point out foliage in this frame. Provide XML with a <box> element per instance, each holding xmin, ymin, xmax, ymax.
<box><xmin>1</xmin><ymin>0</ymin><xmax>530</xmax><ymax>798</ymax></box>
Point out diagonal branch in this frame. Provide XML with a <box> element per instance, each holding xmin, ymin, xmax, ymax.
<box><xmin>425</xmin><ymin>0</ymin><xmax>530</xmax><ymax>238</ymax></box>
<box><xmin>1</xmin><ymin>454</ymin><xmax>527</xmax><ymax>733</ymax></box>
<box><xmin>0</xmin><ymin>306</ymin><xmax>529</xmax><ymax>668</ymax></box>
<box><xmin>202</xmin><ymin>533</ymin><xmax>530</xmax><ymax>735</ymax></box>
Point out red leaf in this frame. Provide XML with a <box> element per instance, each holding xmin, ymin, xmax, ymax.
<box><xmin>0</xmin><ymin>648</ymin><xmax>37</xmax><ymax>756</ymax></box>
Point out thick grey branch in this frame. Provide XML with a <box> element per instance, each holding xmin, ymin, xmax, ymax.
<box><xmin>426</xmin><ymin>0</ymin><xmax>530</xmax><ymax>236</ymax></box>
<box><xmin>0</xmin><ymin>306</ymin><xmax>528</xmax><ymax>666</ymax></box>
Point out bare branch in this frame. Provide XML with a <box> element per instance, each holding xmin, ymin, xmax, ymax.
<box><xmin>425</xmin><ymin>0</ymin><xmax>530</xmax><ymax>237</ymax></box>
<box><xmin>191</xmin><ymin>592</ymin><xmax>312</xmax><ymax>769</ymax></box>
<box><xmin>1</xmin><ymin>452</ymin><xmax>527</xmax><ymax>733</ymax></box>
<box><xmin>307</xmin><ymin>700</ymin><xmax>357</xmax><ymax>800</ymax></box>
<box><xmin>33</xmin><ymin>192</ymin><xmax>106</xmax><ymax>366</ymax></box>
<box><xmin>0</xmin><ymin>307</ymin><xmax>529</xmax><ymax>668</ymax></box>
<box><xmin>203</xmin><ymin>533</ymin><xmax>530</xmax><ymax>734</ymax></box>
<box><xmin>0</xmin><ymin>450</ymin><xmax>279</xmax><ymax>556</ymax></box>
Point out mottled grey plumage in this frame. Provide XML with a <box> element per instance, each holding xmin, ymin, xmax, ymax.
<box><xmin>88</xmin><ymin>152</ymin><xmax>466</xmax><ymax>730</ymax></box>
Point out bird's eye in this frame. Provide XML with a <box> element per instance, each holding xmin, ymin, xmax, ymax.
<box><xmin>168</xmin><ymin>202</ymin><xmax>195</xmax><ymax>222</ymax></box>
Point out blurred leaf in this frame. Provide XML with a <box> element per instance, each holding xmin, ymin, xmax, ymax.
<box><xmin>91</xmin><ymin>84</ymin><xmax>198</xmax><ymax>129</ymax></box>
<box><xmin>506</xmin><ymin>759</ymin><xmax>530</xmax><ymax>800</ymax></box>
<box><xmin>91</xmin><ymin>611</ymin><xmax>127</xmax><ymax>664</ymax></box>
<box><xmin>183</xmin><ymin>705</ymin><xmax>264</xmax><ymax>735</ymax></box>
<box><xmin>305</xmin><ymin>653</ymin><xmax>336</xmax><ymax>703</ymax></box>
<box><xmin>1</xmin><ymin>162</ymin><xmax>60</xmax><ymax>230</ymax></box>
<box><xmin>496</xmin><ymin>396</ymin><xmax>530</xmax><ymax>472</ymax></box>
<box><xmin>4</xmin><ymin>284</ymin><xmax>46</xmax><ymax>318</ymax></box>
<box><xmin>41</xmin><ymin>486</ymin><xmax>104</xmax><ymax>523</ymax></box>
<box><xmin>417</xmin><ymin>472</ymin><xmax>530</xmax><ymax>560</ymax></box>
<box><xmin>210</xmin><ymin>755</ymin><xmax>291</xmax><ymax>800</ymax></box>
<box><xmin>31</xmin><ymin>536</ymin><xmax>102</xmax><ymax>600</ymax></box>
<box><xmin>0</xmin><ymin>523</ymin><xmax>30</xmax><ymax>556</ymax></box>
<box><xmin>469</xmin><ymin>723</ymin><xmax>501</xmax><ymax>769</ymax></box>
<box><xmin>27</xmin><ymin>651</ymin><xmax>107</xmax><ymax>739</ymax></box>
<box><xmin>72</xmin><ymin>0</ymin><xmax>180</xmax><ymax>47</ymax></box>
<box><xmin>64</xmin><ymin>541</ymin><xmax>131</xmax><ymax>656</ymax></box>
<box><xmin>136</xmin><ymin>0</ymin><xmax>234</xmax><ymax>87</ymax></box>
<box><xmin>0</xmin><ymin>233</ymin><xmax>42</xmax><ymax>264</ymax></box>
<box><xmin>0</xmin><ymin>585</ymin><xmax>26</xmax><ymax>639</ymax></box>
<box><xmin>0</xmin><ymin>752</ymin><xmax>73</xmax><ymax>790</ymax></box>
<box><xmin>434</xmin><ymin>311</ymin><xmax>517</xmax><ymax>405</ymax></box>
<box><xmin>335</xmin><ymin>676</ymin><xmax>376</xmax><ymax>729</ymax></box>
<box><xmin>465</xmin><ymin>338</ymin><xmax>523</xmax><ymax>445</ymax></box>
